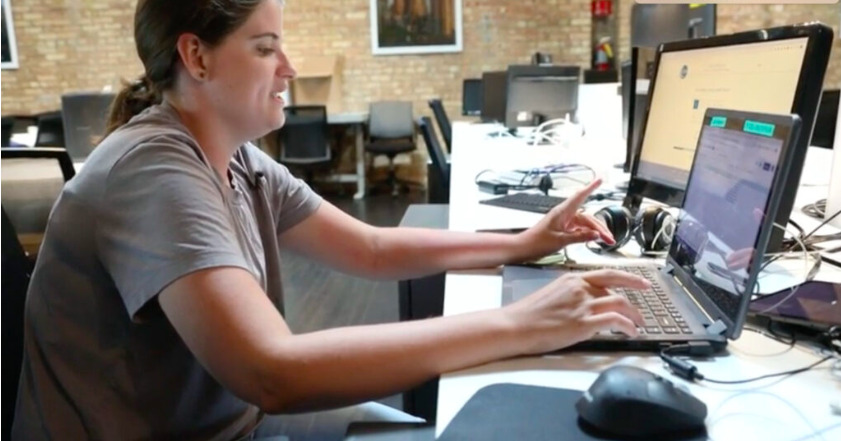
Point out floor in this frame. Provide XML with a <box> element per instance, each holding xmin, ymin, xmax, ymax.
<box><xmin>279</xmin><ymin>189</ymin><xmax>427</xmax><ymax>410</ymax></box>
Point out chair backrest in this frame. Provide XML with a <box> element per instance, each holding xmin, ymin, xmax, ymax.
<box><xmin>2</xmin><ymin>148</ymin><xmax>76</xmax><ymax>262</ymax></box>
<box><xmin>277</xmin><ymin>105</ymin><xmax>331</xmax><ymax>164</ymax></box>
<box><xmin>34</xmin><ymin>111</ymin><xmax>65</xmax><ymax>147</ymax></box>
<box><xmin>369</xmin><ymin>101</ymin><xmax>414</xmax><ymax>139</ymax></box>
<box><xmin>61</xmin><ymin>92</ymin><xmax>116</xmax><ymax>160</ymax></box>
<box><xmin>428</xmin><ymin>99</ymin><xmax>452</xmax><ymax>152</ymax></box>
<box><xmin>1</xmin><ymin>117</ymin><xmax>13</xmax><ymax>147</ymax></box>
<box><xmin>418</xmin><ymin>116</ymin><xmax>449</xmax><ymax>190</ymax></box>
<box><xmin>2</xmin><ymin>205</ymin><xmax>32</xmax><ymax>438</ymax></box>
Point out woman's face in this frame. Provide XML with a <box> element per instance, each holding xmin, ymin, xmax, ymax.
<box><xmin>203</xmin><ymin>0</ymin><xmax>296</xmax><ymax>142</ymax></box>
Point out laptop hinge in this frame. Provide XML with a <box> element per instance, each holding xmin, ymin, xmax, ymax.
<box><xmin>706</xmin><ymin>319</ymin><xmax>728</xmax><ymax>336</ymax></box>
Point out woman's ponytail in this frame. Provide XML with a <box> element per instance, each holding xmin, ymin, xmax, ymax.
<box><xmin>103</xmin><ymin>75</ymin><xmax>161</xmax><ymax>138</ymax></box>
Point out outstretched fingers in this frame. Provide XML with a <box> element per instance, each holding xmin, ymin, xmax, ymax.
<box><xmin>559</xmin><ymin>178</ymin><xmax>602</xmax><ymax>212</ymax></box>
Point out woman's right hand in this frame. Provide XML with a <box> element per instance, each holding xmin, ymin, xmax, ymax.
<box><xmin>502</xmin><ymin>269</ymin><xmax>650</xmax><ymax>355</ymax></box>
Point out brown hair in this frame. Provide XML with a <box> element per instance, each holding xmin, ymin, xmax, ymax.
<box><xmin>104</xmin><ymin>0</ymin><xmax>266</xmax><ymax>136</ymax></box>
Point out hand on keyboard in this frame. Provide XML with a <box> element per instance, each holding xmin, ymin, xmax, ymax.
<box><xmin>502</xmin><ymin>269</ymin><xmax>650</xmax><ymax>355</ymax></box>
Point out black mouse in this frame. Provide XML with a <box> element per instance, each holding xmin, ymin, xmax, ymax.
<box><xmin>575</xmin><ymin>365</ymin><xmax>707</xmax><ymax>439</ymax></box>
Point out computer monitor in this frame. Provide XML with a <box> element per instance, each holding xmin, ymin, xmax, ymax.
<box><xmin>810</xmin><ymin>89</ymin><xmax>839</xmax><ymax>149</ymax></box>
<box><xmin>462</xmin><ymin>79</ymin><xmax>482</xmax><ymax>117</ymax></box>
<box><xmin>504</xmin><ymin>65</ymin><xmax>580</xmax><ymax>128</ymax></box>
<box><xmin>621</xmin><ymin>47</ymin><xmax>657</xmax><ymax>173</ymax></box>
<box><xmin>628</xmin><ymin>23</ymin><xmax>833</xmax><ymax>250</ymax></box>
<box><xmin>61</xmin><ymin>92</ymin><xmax>116</xmax><ymax>161</ymax></box>
<box><xmin>481</xmin><ymin>71</ymin><xmax>508</xmax><ymax>124</ymax></box>
<box><xmin>631</xmin><ymin>4</ymin><xmax>716</xmax><ymax>48</ymax></box>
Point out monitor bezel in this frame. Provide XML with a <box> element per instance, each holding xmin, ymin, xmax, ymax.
<box><xmin>626</xmin><ymin>23</ymin><xmax>833</xmax><ymax>213</ymax></box>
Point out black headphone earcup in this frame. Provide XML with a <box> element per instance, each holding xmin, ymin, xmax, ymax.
<box><xmin>635</xmin><ymin>208</ymin><xmax>674</xmax><ymax>252</ymax></box>
<box><xmin>594</xmin><ymin>206</ymin><xmax>633</xmax><ymax>251</ymax></box>
<box><xmin>538</xmin><ymin>175</ymin><xmax>553</xmax><ymax>195</ymax></box>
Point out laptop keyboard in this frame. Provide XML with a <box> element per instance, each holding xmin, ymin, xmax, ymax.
<box><xmin>579</xmin><ymin>266</ymin><xmax>692</xmax><ymax>335</ymax></box>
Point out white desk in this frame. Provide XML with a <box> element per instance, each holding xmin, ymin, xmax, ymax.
<box><xmin>436</xmin><ymin>122</ymin><xmax>841</xmax><ymax>440</ymax></box>
<box><xmin>11</xmin><ymin>111</ymin><xmax>372</xmax><ymax>200</ymax></box>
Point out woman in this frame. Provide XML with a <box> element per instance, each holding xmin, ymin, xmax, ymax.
<box><xmin>12</xmin><ymin>0</ymin><xmax>647</xmax><ymax>440</ymax></box>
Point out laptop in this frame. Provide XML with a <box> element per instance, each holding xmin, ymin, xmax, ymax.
<box><xmin>502</xmin><ymin>108</ymin><xmax>802</xmax><ymax>351</ymax></box>
<box><xmin>748</xmin><ymin>281</ymin><xmax>841</xmax><ymax>331</ymax></box>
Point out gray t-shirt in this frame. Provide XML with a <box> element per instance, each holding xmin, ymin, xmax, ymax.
<box><xmin>12</xmin><ymin>103</ymin><xmax>322</xmax><ymax>440</ymax></box>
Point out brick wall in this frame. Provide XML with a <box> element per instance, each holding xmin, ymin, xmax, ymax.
<box><xmin>2</xmin><ymin>1</ymin><xmax>840</xmax><ymax>184</ymax></box>
<box><xmin>3</xmin><ymin>1</ymin><xmax>839</xmax><ymax>118</ymax></box>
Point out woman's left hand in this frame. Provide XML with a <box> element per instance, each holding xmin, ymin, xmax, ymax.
<box><xmin>516</xmin><ymin>179</ymin><xmax>615</xmax><ymax>261</ymax></box>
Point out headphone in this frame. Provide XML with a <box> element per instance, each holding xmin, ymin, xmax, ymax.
<box><xmin>527</xmin><ymin>174</ymin><xmax>554</xmax><ymax>195</ymax></box>
<box><xmin>593</xmin><ymin>205</ymin><xmax>676</xmax><ymax>254</ymax></box>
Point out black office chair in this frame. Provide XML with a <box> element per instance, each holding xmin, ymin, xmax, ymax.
<box><xmin>1</xmin><ymin>117</ymin><xmax>13</xmax><ymax>147</ymax></box>
<box><xmin>2</xmin><ymin>205</ymin><xmax>33</xmax><ymax>440</ymax></box>
<box><xmin>276</xmin><ymin>105</ymin><xmax>334</xmax><ymax>184</ymax></box>
<box><xmin>418</xmin><ymin>117</ymin><xmax>450</xmax><ymax>204</ymax></box>
<box><xmin>427</xmin><ymin>99</ymin><xmax>452</xmax><ymax>152</ymax></box>
<box><xmin>34</xmin><ymin>111</ymin><xmax>65</xmax><ymax>147</ymax></box>
<box><xmin>365</xmin><ymin>101</ymin><xmax>417</xmax><ymax>196</ymax></box>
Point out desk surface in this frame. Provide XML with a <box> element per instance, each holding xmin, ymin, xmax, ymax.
<box><xmin>437</xmin><ymin>122</ymin><xmax>841</xmax><ymax>440</ymax></box>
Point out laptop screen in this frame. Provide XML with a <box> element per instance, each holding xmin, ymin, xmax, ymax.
<box><xmin>670</xmin><ymin>110</ymin><xmax>796</xmax><ymax>326</ymax></box>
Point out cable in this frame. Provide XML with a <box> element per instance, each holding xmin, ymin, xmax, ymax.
<box><xmin>701</xmin><ymin>356</ymin><xmax>832</xmax><ymax>385</ymax></box>
<box><xmin>801</xmin><ymin>198</ymin><xmax>826</xmax><ymax>220</ymax></box>
<box><xmin>753</xmin><ymin>223</ymin><xmax>821</xmax><ymax>315</ymax></box>
<box><xmin>660</xmin><ymin>344</ymin><xmax>833</xmax><ymax>384</ymax></box>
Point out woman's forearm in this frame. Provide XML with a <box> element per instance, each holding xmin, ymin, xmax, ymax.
<box><xmin>260</xmin><ymin>308</ymin><xmax>521</xmax><ymax>413</ymax></box>
<box><xmin>367</xmin><ymin>227</ymin><xmax>532</xmax><ymax>279</ymax></box>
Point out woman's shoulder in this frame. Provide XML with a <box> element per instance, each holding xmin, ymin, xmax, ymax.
<box><xmin>94</xmin><ymin>105</ymin><xmax>205</xmax><ymax>169</ymax></box>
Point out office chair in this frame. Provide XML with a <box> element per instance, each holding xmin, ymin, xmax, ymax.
<box><xmin>1</xmin><ymin>117</ymin><xmax>12</xmax><ymax>147</ymax></box>
<box><xmin>427</xmin><ymin>99</ymin><xmax>452</xmax><ymax>152</ymax></box>
<box><xmin>418</xmin><ymin>116</ymin><xmax>450</xmax><ymax>203</ymax></box>
<box><xmin>364</xmin><ymin>101</ymin><xmax>417</xmax><ymax>196</ymax></box>
<box><xmin>34</xmin><ymin>111</ymin><xmax>65</xmax><ymax>147</ymax></box>
<box><xmin>1</xmin><ymin>205</ymin><xmax>33</xmax><ymax>439</ymax></box>
<box><xmin>276</xmin><ymin>105</ymin><xmax>333</xmax><ymax>184</ymax></box>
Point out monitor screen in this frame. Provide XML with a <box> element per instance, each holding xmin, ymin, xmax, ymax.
<box><xmin>629</xmin><ymin>24</ymin><xmax>832</xmax><ymax>212</ymax></box>
<box><xmin>504</xmin><ymin>65</ymin><xmax>580</xmax><ymax>128</ymax></box>
<box><xmin>671</xmin><ymin>109</ymin><xmax>798</xmax><ymax>333</ymax></box>
<box><xmin>638</xmin><ymin>38</ymin><xmax>807</xmax><ymax>193</ymax></box>
<box><xmin>462</xmin><ymin>79</ymin><xmax>482</xmax><ymax>116</ymax></box>
<box><xmin>481</xmin><ymin>71</ymin><xmax>507</xmax><ymax>124</ymax></box>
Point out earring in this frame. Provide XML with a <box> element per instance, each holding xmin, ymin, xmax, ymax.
<box><xmin>197</xmin><ymin>71</ymin><xmax>206</xmax><ymax>80</ymax></box>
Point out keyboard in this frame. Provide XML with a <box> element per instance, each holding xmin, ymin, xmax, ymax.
<box><xmin>566</xmin><ymin>265</ymin><xmax>691</xmax><ymax>335</ymax></box>
<box><xmin>480</xmin><ymin>193</ymin><xmax>567</xmax><ymax>214</ymax></box>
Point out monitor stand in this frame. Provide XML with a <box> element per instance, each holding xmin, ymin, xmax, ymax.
<box><xmin>827</xmin><ymin>147</ymin><xmax>841</xmax><ymax>229</ymax></box>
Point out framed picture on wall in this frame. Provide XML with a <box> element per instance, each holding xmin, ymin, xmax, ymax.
<box><xmin>370</xmin><ymin>0</ymin><xmax>462</xmax><ymax>55</ymax></box>
<box><xmin>2</xmin><ymin>0</ymin><xmax>19</xmax><ymax>69</ymax></box>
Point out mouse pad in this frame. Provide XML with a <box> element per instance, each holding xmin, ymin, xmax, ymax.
<box><xmin>437</xmin><ymin>383</ymin><xmax>707</xmax><ymax>441</ymax></box>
